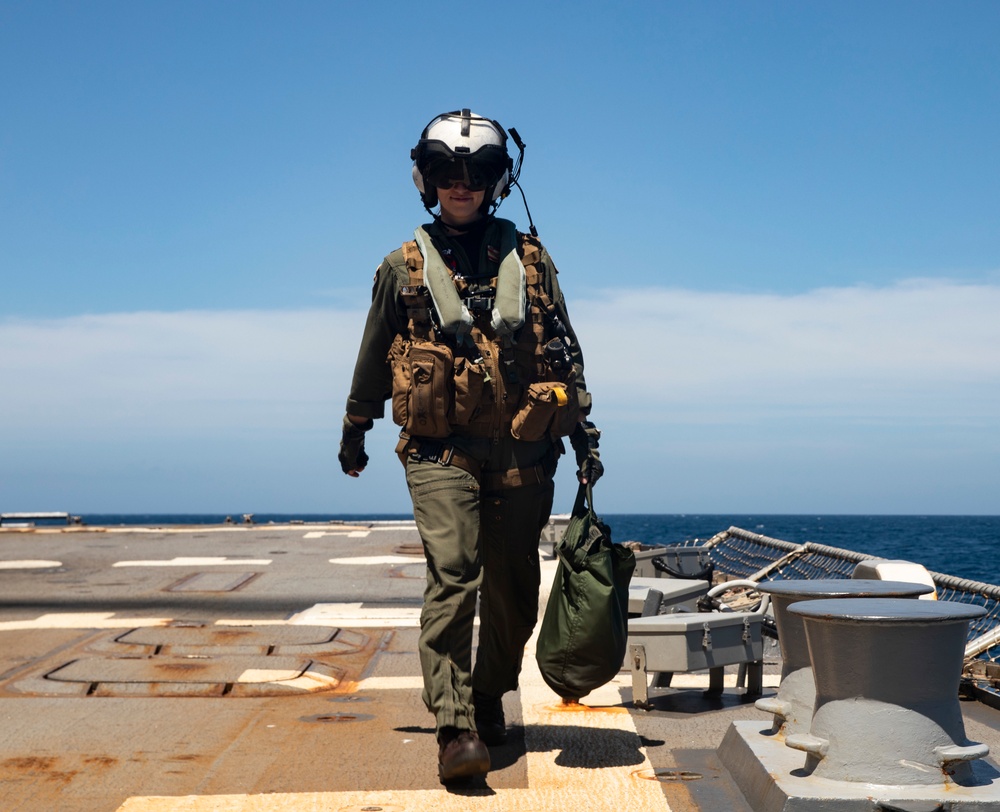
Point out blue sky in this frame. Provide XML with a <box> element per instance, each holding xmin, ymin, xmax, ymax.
<box><xmin>2</xmin><ymin>1</ymin><xmax>998</xmax><ymax>515</ymax></box>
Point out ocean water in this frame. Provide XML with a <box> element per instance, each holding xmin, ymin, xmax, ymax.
<box><xmin>75</xmin><ymin>512</ymin><xmax>1000</xmax><ymax>586</ymax></box>
<box><xmin>606</xmin><ymin>514</ymin><xmax>1000</xmax><ymax>585</ymax></box>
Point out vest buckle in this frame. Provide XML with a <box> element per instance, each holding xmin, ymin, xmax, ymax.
<box><xmin>409</xmin><ymin>440</ymin><xmax>454</xmax><ymax>466</ymax></box>
<box><xmin>465</xmin><ymin>293</ymin><xmax>495</xmax><ymax>312</ymax></box>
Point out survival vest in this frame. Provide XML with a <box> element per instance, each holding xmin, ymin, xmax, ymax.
<box><xmin>387</xmin><ymin>220</ymin><xmax>580</xmax><ymax>442</ymax></box>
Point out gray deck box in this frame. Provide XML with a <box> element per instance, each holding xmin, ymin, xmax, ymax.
<box><xmin>627</xmin><ymin>611</ymin><xmax>764</xmax><ymax>706</ymax></box>
<box><xmin>628</xmin><ymin>577</ymin><xmax>710</xmax><ymax>615</ymax></box>
<box><xmin>632</xmin><ymin>545</ymin><xmax>713</xmax><ymax>579</ymax></box>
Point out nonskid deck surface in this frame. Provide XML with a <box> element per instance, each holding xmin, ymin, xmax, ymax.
<box><xmin>1</xmin><ymin>523</ymin><xmax>996</xmax><ymax>812</ymax></box>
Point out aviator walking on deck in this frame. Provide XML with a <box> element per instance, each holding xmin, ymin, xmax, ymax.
<box><xmin>338</xmin><ymin>108</ymin><xmax>603</xmax><ymax>783</ymax></box>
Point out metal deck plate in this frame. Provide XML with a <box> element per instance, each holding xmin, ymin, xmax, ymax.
<box><xmin>47</xmin><ymin>655</ymin><xmax>309</xmax><ymax>684</ymax></box>
<box><xmin>35</xmin><ymin>652</ymin><xmax>347</xmax><ymax>697</ymax></box>
<box><xmin>116</xmin><ymin>625</ymin><xmax>339</xmax><ymax>648</ymax></box>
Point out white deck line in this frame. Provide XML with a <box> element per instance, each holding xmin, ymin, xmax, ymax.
<box><xmin>0</xmin><ymin>560</ymin><xmax>62</xmax><ymax>569</ymax></box>
<box><xmin>0</xmin><ymin>612</ymin><xmax>172</xmax><ymax>631</ymax></box>
<box><xmin>304</xmin><ymin>530</ymin><xmax>371</xmax><ymax>538</ymax></box>
<box><xmin>328</xmin><ymin>555</ymin><xmax>420</xmax><ymax>565</ymax></box>
<box><xmin>112</xmin><ymin>557</ymin><xmax>272</xmax><ymax>567</ymax></box>
<box><xmin>117</xmin><ymin>786</ymin><xmax>668</xmax><ymax>811</ymax></box>
<box><xmin>286</xmin><ymin>602</ymin><xmax>425</xmax><ymax>627</ymax></box>
<box><xmin>511</xmin><ymin>624</ymin><xmax>673</xmax><ymax>811</ymax></box>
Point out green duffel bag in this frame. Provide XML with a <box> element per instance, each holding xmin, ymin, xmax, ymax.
<box><xmin>535</xmin><ymin>482</ymin><xmax>636</xmax><ymax>700</ymax></box>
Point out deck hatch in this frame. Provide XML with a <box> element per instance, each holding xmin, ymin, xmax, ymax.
<box><xmin>3</xmin><ymin>624</ymin><xmax>377</xmax><ymax>697</ymax></box>
<box><xmin>116</xmin><ymin>625</ymin><xmax>338</xmax><ymax>649</ymax></box>
<box><xmin>46</xmin><ymin>655</ymin><xmax>310</xmax><ymax>684</ymax></box>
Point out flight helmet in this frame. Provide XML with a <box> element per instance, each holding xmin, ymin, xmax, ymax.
<box><xmin>411</xmin><ymin>109</ymin><xmax>512</xmax><ymax>212</ymax></box>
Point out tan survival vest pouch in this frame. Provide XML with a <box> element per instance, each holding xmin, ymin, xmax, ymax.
<box><xmin>387</xmin><ymin>336</ymin><xmax>453</xmax><ymax>439</ymax></box>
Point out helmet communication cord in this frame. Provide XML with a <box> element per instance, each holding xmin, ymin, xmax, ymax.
<box><xmin>507</xmin><ymin>128</ymin><xmax>538</xmax><ymax>237</ymax></box>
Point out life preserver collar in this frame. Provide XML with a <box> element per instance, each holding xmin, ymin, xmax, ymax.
<box><xmin>414</xmin><ymin>218</ymin><xmax>526</xmax><ymax>337</ymax></box>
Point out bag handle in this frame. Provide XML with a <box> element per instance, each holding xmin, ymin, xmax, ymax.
<box><xmin>571</xmin><ymin>481</ymin><xmax>596</xmax><ymax>519</ymax></box>
<box><xmin>559</xmin><ymin>482</ymin><xmax>607</xmax><ymax>571</ymax></box>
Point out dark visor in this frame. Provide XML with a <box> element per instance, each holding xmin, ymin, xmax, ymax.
<box><xmin>425</xmin><ymin>160</ymin><xmax>495</xmax><ymax>191</ymax></box>
<box><xmin>420</xmin><ymin>141</ymin><xmax>507</xmax><ymax>191</ymax></box>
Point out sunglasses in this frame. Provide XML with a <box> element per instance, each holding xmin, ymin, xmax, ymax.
<box><xmin>435</xmin><ymin>178</ymin><xmax>488</xmax><ymax>191</ymax></box>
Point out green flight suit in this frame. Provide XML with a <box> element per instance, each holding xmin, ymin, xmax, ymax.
<box><xmin>345</xmin><ymin>217</ymin><xmax>591</xmax><ymax>733</ymax></box>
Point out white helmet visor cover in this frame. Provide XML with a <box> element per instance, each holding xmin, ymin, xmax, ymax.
<box><xmin>412</xmin><ymin>110</ymin><xmax>510</xmax><ymax>204</ymax></box>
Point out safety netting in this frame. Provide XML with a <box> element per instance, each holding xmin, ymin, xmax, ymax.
<box><xmin>679</xmin><ymin>526</ymin><xmax>1000</xmax><ymax>706</ymax></box>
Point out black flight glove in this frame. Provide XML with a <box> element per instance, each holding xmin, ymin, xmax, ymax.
<box><xmin>569</xmin><ymin>420</ymin><xmax>603</xmax><ymax>486</ymax></box>
<box><xmin>339</xmin><ymin>415</ymin><xmax>372</xmax><ymax>477</ymax></box>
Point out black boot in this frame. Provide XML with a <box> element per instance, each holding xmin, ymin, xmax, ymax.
<box><xmin>437</xmin><ymin>726</ymin><xmax>490</xmax><ymax>782</ymax></box>
<box><xmin>473</xmin><ymin>690</ymin><xmax>507</xmax><ymax>746</ymax></box>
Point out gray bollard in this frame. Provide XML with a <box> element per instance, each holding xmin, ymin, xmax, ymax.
<box><xmin>785</xmin><ymin>598</ymin><xmax>988</xmax><ymax>786</ymax></box>
<box><xmin>755</xmin><ymin>579</ymin><xmax>933</xmax><ymax>736</ymax></box>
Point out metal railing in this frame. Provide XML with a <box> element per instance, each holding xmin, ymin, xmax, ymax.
<box><xmin>0</xmin><ymin>512</ymin><xmax>73</xmax><ymax>527</ymax></box>
<box><xmin>690</xmin><ymin>527</ymin><xmax>1000</xmax><ymax>668</ymax></box>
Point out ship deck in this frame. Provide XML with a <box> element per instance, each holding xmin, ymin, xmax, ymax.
<box><xmin>3</xmin><ymin>521</ymin><xmax>1000</xmax><ymax>811</ymax></box>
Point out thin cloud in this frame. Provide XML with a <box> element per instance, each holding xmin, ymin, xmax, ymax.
<box><xmin>576</xmin><ymin>279</ymin><xmax>1000</xmax><ymax>424</ymax></box>
<box><xmin>1</xmin><ymin>279</ymin><xmax>998</xmax><ymax>512</ymax></box>
<box><xmin>2</xmin><ymin>280</ymin><xmax>998</xmax><ymax>432</ymax></box>
<box><xmin>1</xmin><ymin>308</ymin><xmax>366</xmax><ymax>434</ymax></box>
